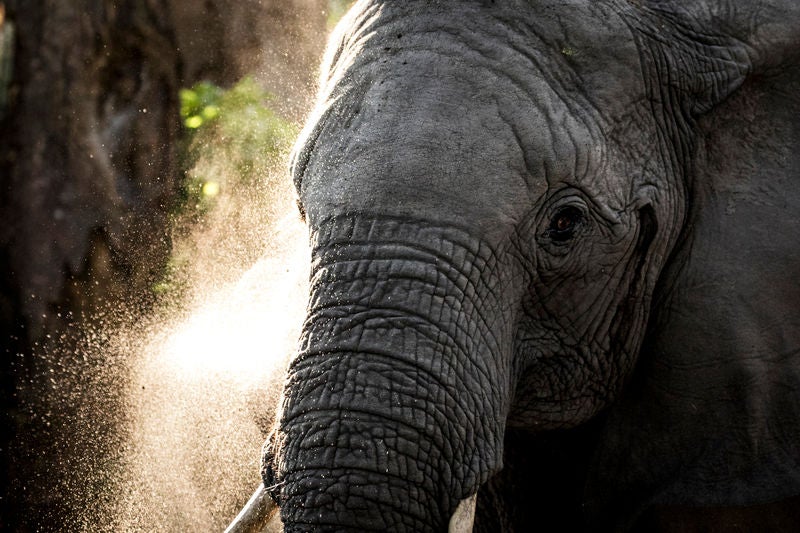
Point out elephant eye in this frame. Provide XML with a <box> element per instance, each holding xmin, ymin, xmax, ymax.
<box><xmin>547</xmin><ymin>206</ymin><xmax>584</xmax><ymax>242</ymax></box>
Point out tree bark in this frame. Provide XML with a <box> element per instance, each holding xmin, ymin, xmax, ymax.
<box><xmin>0</xmin><ymin>1</ymin><xmax>325</xmax><ymax>530</ymax></box>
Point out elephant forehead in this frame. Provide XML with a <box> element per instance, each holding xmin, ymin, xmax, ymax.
<box><xmin>298</xmin><ymin>1</ymin><xmax>646</xmax><ymax>235</ymax></box>
<box><xmin>301</xmin><ymin>54</ymin><xmax>611</xmax><ymax>238</ymax></box>
<box><xmin>329</xmin><ymin>0</ymin><xmax>645</xmax><ymax>124</ymax></box>
<box><xmin>302</xmin><ymin>61</ymin><xmax>555</xmax><ymax>236</ymax></box>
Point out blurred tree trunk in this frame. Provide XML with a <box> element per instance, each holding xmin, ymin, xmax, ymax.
<box><xmin>0</xmin><ymin>0</ymin><xmax>325</xmax><ymax>530</ymax></box>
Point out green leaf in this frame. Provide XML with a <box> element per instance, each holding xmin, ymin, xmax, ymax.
<box><xmin>184</xmin><ymin>115</ymin><xmax>203</xmax><ymax>129</ymax></box>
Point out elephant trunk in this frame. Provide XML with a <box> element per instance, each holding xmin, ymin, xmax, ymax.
<box><xmin>265</xmin><ymin>217</ymin><xmax>513</xmax><ymax>532</ymax></box>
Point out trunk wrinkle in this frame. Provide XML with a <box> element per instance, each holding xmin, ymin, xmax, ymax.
<box><xmin>272</xmin><ymin>216</ymin><xmax>518</xmax><ymax>532</ymax></box>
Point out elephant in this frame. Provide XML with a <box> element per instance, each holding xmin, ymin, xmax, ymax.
<box><xmin>227</xmin><ymin>0</ymin><xmax>800</xmax><ymax>531</ymax></box>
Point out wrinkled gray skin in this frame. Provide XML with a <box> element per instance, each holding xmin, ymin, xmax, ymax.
<box><xmin>261</xmin><ymin>1</ymin><xmax>800</xmax><ymax>531</ymax></box>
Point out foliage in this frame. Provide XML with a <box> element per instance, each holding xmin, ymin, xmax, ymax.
<box><xmin>158</xmin><ymin>78</ymin><xmax>299</xmax><ymax>299</ymax></box>
<box><xmin>178</xmin><ymin>77</ymin><xmax>297</xmax><ymax>216</ymax></box>
<box><xmin>327</xmin><ymin>0</ymin><xmax>356</xmax><ymax>29</ymax></box>
<box><xmin>180</xmin><ymin>82</ymin><xmax>222</xmax><ymax>130</ymax></box>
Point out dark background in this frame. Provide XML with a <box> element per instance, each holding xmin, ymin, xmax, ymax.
<box><xmin>0</xmin><ymin>1</ymin><xmax>339</xmax><ymax>530</ymax></box>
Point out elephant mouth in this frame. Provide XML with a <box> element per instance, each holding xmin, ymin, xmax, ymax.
<box><xmin>225</xmin><ymin>484</ymin><xmax>478</xmax><ymax>533</ymax></box>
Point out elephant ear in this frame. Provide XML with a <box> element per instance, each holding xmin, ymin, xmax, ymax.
<box><xmin>584</xmin><ymin>3</ymin><xmax>800</xmax><ymax>530</ymax></box>
<box><xmin>635</xmin><ymin>0</ymin><xmax>800</xmax><ymax>114</ymax></box>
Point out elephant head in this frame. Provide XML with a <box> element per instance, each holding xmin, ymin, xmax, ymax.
<box><xmin>228</xmin><ymin>1</ymin><xmax>800</xmax><ymax>531</ymax></box>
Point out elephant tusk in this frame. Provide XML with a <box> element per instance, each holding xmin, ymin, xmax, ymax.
<box><xmin>224</xmin><ymin>483</ymin><xmax>280</xmax><ymax>533</ymax></box>
<box><xmin>448</xmin><ymin>494</ymin><xmax>477</xmax><ymax>533</ymax></box>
